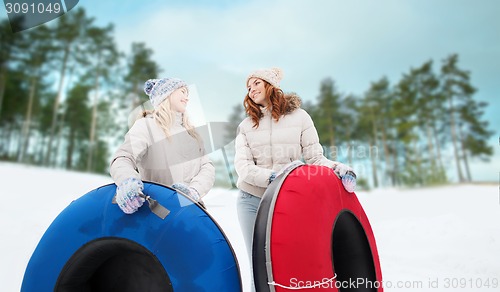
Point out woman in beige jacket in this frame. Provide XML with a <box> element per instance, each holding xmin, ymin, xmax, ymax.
<box><xmin>234</xmin><ymin>67</ymin><xmax>356</xmax><ymax>290</ymax></box>
<box><xmin>110</xmin><ymin>77</ymin><xmax>215</xmax><ymax>214</ymax></box>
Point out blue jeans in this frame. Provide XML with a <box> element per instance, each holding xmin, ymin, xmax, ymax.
<box><xmin>237</xmin><ymin>190</ymin><xmax>261</xmax><ymax>292</ymax></box>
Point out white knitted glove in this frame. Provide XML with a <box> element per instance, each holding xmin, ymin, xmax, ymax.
<box><xmin>116</xmin><ymin>178</ymin><xmax>145</xmax><ymax>214</ymax></box>
<box><xmin>332</xmin><ymin>162</ymin><xmax>353</xmax><ymax>178</ymax></box>
<box><xmin>341</xmin><ymin>171</ymin><xmax>357</xmax><ymax>193</ymax></box>
<box><xmin>172</xmin><ymin>183</ymin><xmax>201</xmax><ymax>202</ymax></box>
<box><xmin>332</xmin><ymin>163</ymin><xmax>356</xmax><ymax>193</ymax></box>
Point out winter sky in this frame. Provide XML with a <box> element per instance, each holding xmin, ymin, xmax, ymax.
<box><xmin>2</xmin><ymin>0</ymin><xmax>499</xmax><ymax>180</ymax></box>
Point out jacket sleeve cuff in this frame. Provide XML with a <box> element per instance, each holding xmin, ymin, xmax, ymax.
<box><xmin>253</xmin><ymin>168</ymin><xmax>275</xmax><ymax>188</ymax></box>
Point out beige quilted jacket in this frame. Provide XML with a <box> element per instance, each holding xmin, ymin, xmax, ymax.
<box><xmin>110</xmin><ymin>114</ymin><xmax>215</xmax><ymax>196</ymax></box>
<box><xmin>234</xmin><ymin>94</ymin><xmax>338</xmax><ymax>197</ymax></box>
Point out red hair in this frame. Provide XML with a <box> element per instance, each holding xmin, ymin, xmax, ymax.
<box><xmin>243</xmin><ymin>80</ymin><xmax>288</xmax><ymax>128</ymax></box>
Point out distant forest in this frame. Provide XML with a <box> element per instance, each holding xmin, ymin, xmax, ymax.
<box><xmin>0</xmin><ymin>8</ymin><xmax>493</xmax><ymax>188</ymax></box>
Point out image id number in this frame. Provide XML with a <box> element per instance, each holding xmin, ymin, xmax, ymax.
<box><xmin>5</xmin><ymin>2</ymin><xmax>62</xmax><ymax>14</ymax></box>
<box><xmin>443</xmin><ymin>277</ymin><xmax>498</xmax><ymax>289</ymax></box>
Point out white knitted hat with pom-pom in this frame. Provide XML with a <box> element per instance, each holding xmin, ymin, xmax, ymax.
<box><xmin>246</xmin><ymin>67</ymin><xmax>284</xmax><ymax>89</ymax></box>
<box><xmin>144</xmin><ymin>77</ymin><xmax>188</xmax><ymax>109</ymax></box>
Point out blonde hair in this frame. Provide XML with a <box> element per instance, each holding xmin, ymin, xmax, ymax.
<box><xmin>139</xmin><ymin>93</ymin><xmax>202</xmax><ymax>145</ymax></box>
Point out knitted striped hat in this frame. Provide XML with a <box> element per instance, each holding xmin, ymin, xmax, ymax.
<box><xmin>144</xmin><ymin>78</ymin><xmax>188</xmax><ymax>109</ymax></box>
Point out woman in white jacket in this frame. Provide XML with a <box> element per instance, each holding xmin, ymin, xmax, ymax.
<box><xmin>110</xmin><ymin>77</ymin><xmax>215</xmax><ymax>214</ymax></box>
<box><xmin>234</xmin><ymin>67</ymin><xmax>356</xmax><ymax>289</ymax></box>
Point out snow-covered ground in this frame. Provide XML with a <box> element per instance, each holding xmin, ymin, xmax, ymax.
<box><xmin>1</xmin><ymin>162</ymin><xmax>499</xmax><ymax>291</ymax></box>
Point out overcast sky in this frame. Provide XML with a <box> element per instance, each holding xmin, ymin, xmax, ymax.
<box><xmin>86</xmin><ymin>0</ymin><xmax>500</xmax><ymax>182</ymax></box>
<box><xmin>78</xmin><ymin>0</ymin><xmax>498</xmax><ymax>117</ymax></box>
<box><xmin>3</xmin><ymin>0</ymin><xmax>499</xmax><ymax>181</ymax></box>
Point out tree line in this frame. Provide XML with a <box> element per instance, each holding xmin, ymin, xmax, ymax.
<box><xmin>0</xmin><ymin>8</ymin><xmax>160</xmax><ymax>173</ymax></box>
<box><xmin>0</xmin><ymin>9</ymin><xmax>493</xmax><ymax>188</ymax></box>
<box><xmin>308</xmin><ymin>55</ymin><xmax>493</xmax><ymax>187</ymax></box>
<box><xmin>225</xmin><ymin>55</ymin><xmax>493</xmax><ymax>188</ymax></box>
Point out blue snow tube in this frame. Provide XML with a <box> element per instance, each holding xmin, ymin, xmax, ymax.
<box><xmin>21</xmin><ymin>182</ymin><xmax>242</xmax><ymax>292</ymax></box>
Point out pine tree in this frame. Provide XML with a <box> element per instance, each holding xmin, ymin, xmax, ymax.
<box><xmin>64</xmin><ymin>83</ymin><xmax>91</xmax><ymax>170</ymax></box>
<box><xmin>359</xmin><ymin>77</ymin><xmax>394</xmax><ymax>187</ymax></box>
<box><xmin>355</xmin><ymin>95</ymin><xmax>378</xmax><ymax>188</ymax></box>
<box><xmin>406</xmin><ymin>61</ymin><xmax>447</xmax><ymax>185</ymax></box>
<box><xmin>440</xmin><ymin>54</ymin><xmax>482</xmax><ymax>182</ymax></box>
<box><xmin>45</xmin><ymin>8</ymin><xmax>94</xmax><ymax>166</ymax></box>
<box><xmin>0</xmin><ymin>18</ymin><xmax>26</xmax><ymax>119</ymax></box>
<box><xmin>314</xmin><ymin>78</ymin><xmax>342</xmax><ymax>160</ymax></box>
<box><xmin>90</xmin><ymin>100</ymin><xmax>114</xmax><ymax>173</ymax></box>
<box><xmin>0</xmin><ymin>69</ymin><xmax>29</xmax><ymax>158</ymax></box>
<box><xmin>337</xmin><ymin>94</ymin><xmax>358</xmax><ymax>165</ymax></box>
<box><xmin>124</xmin><ymin>42</ymin><xmax>161</xmax><ymax>111</ymax></box>
<box><xmin>84</xmin><ymin>23</ymin><xmax>120</xmax><ymax>172</ymax></box>
<box><xmin>393</xmin><ymin>73</ymin><xmax>421</xmax><ymax>186</ymax></box>
<box><xmin>17</xmin><ymin>25</ymin><xmax>54</xmax><ymax>163</ymax></box>
<box><xmin>457</xmin><ymin>98</ymin><xmax>493</xmax><ymax>181</ymax></box>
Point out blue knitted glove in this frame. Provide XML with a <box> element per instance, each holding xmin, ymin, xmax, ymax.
<box><xmin>172</xmin><ymin>183</ymin><xmax>201</xmax><ymax>202</ymax></box>
<box><xmin>268</xmin><ymin>172</ymin><xmax>277</xmax><ymax>184</ymax></box>
<box><xmin>116</xmin><ymin>178</ymin><xmax>145</xmax><ymax>214</ymax></box>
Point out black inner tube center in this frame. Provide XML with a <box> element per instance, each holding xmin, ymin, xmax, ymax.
<box><xmin>55</xmin><ymin>237</ymin><xmax>173</xmax><ymax>292</ymax></box>
<box><xmin>332</xmin><ymin>211</ymin><xmax>377</xmax><ymax>292</ymax></box>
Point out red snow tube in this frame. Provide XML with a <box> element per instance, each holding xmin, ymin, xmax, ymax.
<box><xmin>253</xmin><ymin>165</ymin><xmax>383</xmax><ymax>291</ymax></box>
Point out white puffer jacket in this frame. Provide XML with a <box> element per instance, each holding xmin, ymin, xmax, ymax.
<box><xmin>110</xmin><ymin>113</ymin><xmax>215</xmax><ymax>196</ymax></box>
<box><xmin>234</xmin><ymin>93</ymin><xmax>338</xmax><ymax>197</ymax></box>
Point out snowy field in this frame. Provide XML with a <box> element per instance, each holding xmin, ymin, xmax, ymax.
<box><xmin>1</xmin><ymin>162</ymin><xmax>499</xmax><ymax>291</ymax></box>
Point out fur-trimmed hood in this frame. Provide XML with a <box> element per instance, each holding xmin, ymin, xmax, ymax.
<box><xmin>284</xmin><ymin>92</ymin><xmax>302</xmax><ymax>114</ymax></box>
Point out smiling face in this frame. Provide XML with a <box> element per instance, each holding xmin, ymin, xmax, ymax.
<box><xmin>168</xmin><ymin>86</ymin><xmax>189</xmax><ymax>113</ymax></box>
<box><xmin>247</xmin><ymin>77</ymin><xmax>269</xmax><ymax>107</ymax></box>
